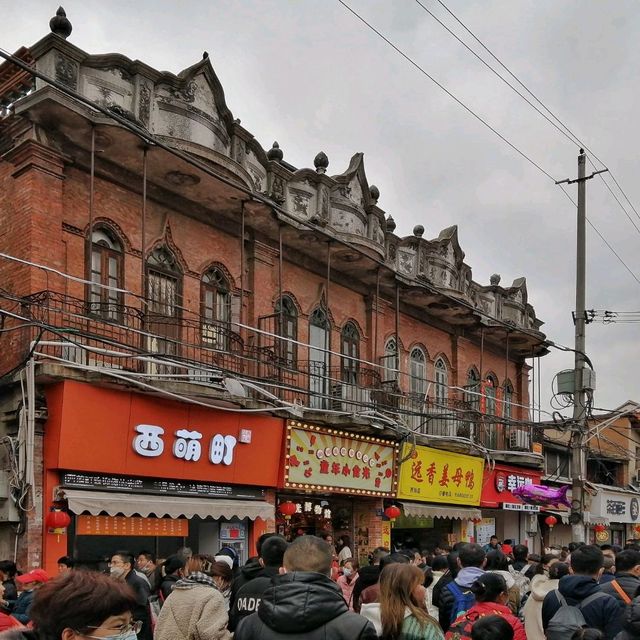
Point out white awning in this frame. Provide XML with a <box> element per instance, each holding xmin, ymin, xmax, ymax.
<box><xmin>64</xmin><ymin>489</ymin><xmax>274</xmax><ymax>521</ymax></box>
<box><xmin>400</xmin><ymin>502</ymin><xmax>482</xmax><ymax>521</ymax></box>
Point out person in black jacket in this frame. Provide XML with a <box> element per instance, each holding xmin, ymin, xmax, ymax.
<box><xmin>542</xmin><ymin>545</ymin><xmax>622</xmax><ymax>640</ymax></box>
<box><xmin>352</xmin><ymin>546</ymin><xmax>389</xmax><ymax>613</ymax></box>
<box><xmin>158</xmin><ymin>554</ymin><xmax>185</xmax><ymax>601</ymax></box>
<box><xmin>600</xmin><ymin>549</ymin><xmax>640</xmax><ymax>603</ymax></box>
<box><xmin>0</xmin><ymin>561</ymin><xmax>18</xmax><ymax>611</ymax></box>
<box><xmin>229</xmin><ymin>535</ymin><xmax>288</xmax><ymax>630</ymax></box>
<box><xmin>235</xmin><ymin>535</ymin><xmax>377</xmax><ymax>640</ymax></box>
<box><xmin>109</xmin><ymin>551</ymin><xmax>151</xmax><ymax>640</ymax></box>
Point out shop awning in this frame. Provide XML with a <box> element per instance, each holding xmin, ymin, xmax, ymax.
<box><xmin>400</xmin><ymin>502</ymin><xmax>482</xmax><ymax>521</ymax></box>
<box><xmin>64</xmin><ymin>489</ymin><xmax>274</xmax><ymax>521</ymax></box>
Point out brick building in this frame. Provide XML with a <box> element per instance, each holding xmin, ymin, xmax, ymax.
<box><xmin>0</xmin><ymin>10</ymin><xmax>547</xmax><ymax>572</ymax></box>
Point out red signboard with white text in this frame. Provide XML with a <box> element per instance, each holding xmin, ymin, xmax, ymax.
<box><xmin>44</xmin><ymin>381</ymin><xmax>284</xmax><ymax>487</ymax></box>
<box><xmin>481</xmin><ymin>464</ymin><xmax>542</xmax><ymax>510</ymax></box>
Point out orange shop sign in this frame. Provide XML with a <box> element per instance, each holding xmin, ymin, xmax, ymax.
<box><xmin>44</xmin><ymin>381</ymin><xmax>284</xmax><ymax>487</ymax></box>
<box><xmin>284</xmin><ymin>421</ymin><xmax>397</xmax><ymax>496</ymax></box>
<box><xmin>76</xmin><ymin>515</ymin><xmax>188</xmax><ymax>537</ymax></box>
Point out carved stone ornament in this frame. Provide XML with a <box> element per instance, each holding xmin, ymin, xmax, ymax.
<box><xmin>139</xmin><ymin>83</ymin><xmax>151</xmax><ymax>127</ymax></box>
<box><xmin>170</xmin><ymin>80</ymin><xmax>197</xmax><ymax>103</ymax></box>
<box><xmin>314</xmin><ymin>151</ymin><xmax>329</xmax><ymax>173</ymax></box>
<box><xmin>267</xmin><ymin>142</ymin><xmax>284</xmax><ymax>162</ymax></box>
<box><xmin>270</xmin><ymin>176</ymin><xmax>285</xmax><ymax>203</ymax></box>
<box><xmin>293</xmin><ymin>194</ymin><xmax>309</xmax><ymax>215</ymax></box>
<box><xmin>50</xmin><ymin>6</ymin><xmax>72</xmax><ymax>39</ymax></box>
<box><xmin>55</xmin><ymin>52</ymin><xmax>77</xmax><ymax>89</ymax></box>
<box><xmin>321</xmin><ymin>190</ymin><xmax>329</xmax><ymax>221</ymax></box>
<box><xmin>490</xmin><ymin>273</ymin><xmax>501</xmax><ymax>286</ymax></box>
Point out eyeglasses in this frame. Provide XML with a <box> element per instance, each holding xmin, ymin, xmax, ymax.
<box><xmin>81</xmin><ymin>620</ymin><xmax>143</xmax><ymax>639</ymax></box>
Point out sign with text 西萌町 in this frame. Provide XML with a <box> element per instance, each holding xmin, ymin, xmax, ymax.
<box><xmin>284</xmin><ymin>421</ymin><xmax>397</xmax><ymax>496</ymax></box>
<box><xmin>397</xmin><ymin>443</ymin><xmax>483</xmax><ymax>505</ymax></box>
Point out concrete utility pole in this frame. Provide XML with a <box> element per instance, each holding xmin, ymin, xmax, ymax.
<box><xmin>556</xmin><ymin>150</ymin><xmax>607</xmax><ymax>543</ymax></box>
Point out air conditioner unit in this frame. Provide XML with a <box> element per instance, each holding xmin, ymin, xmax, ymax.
<box><xmin>509</xmin><ymin>428</ymin><xmax>531</xmax><ymax>450</ymax></box>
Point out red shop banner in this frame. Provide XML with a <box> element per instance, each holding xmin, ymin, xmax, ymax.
<box><xmin>481</xmin><ymin>464</ymin><xmax>542</xmax><ymax>511</ymax></box>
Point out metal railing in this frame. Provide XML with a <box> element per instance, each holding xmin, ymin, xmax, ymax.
<box><xmin>10</xmin><ymin>290</ymin><xmax>534</xmax><ymax>452</ymax></box>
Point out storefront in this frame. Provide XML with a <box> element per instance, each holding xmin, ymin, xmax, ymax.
<box><xmin>278</xmin><ymin>420</ymin><xmax>398</xmax><ymax>563</ymax></box>
<box><xmin>43</xmin><ymin>381</ymin><xmax>284</xmax><ymax>574</ymax></box>
<box><xmin>586</xmin><ymin>483</ymin><xmax>640</xmax><ymax>546</ymax></box>
<box><xmin>480</xmin><ymin>464</ymin><xmax>542</xmax><ymax>549</ymax></box>
<box><xmin>395</xmin><ymin>444</ymin><xmax>483</xmax><ymax>549</ymax></box>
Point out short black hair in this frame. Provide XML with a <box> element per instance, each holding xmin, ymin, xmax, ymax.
<box><xmin>503</xmin><ymin>539</ymin><xmax>512</xmax><ymax>546</ymax></box>
<box><xmin>549</xmin><ymin>562</ymin><xmax>570</xmax><ymax>580</ymax></box>
<box><xmin>570</xmin><ymin>545</ymin><xmax>604</xmax><ymax>575</ymax></box>
<box><xmin>459</xmin><ymin>543</ymin><xmax>486</xmax><ymax>568</ymax></box>
<box><xmin>568</xmin><ymin>542</ymin><xmax>585</xmax><ymax>553</ymax></box>
<box><xmin>489</xmin><ymin>535</ymin><xmax>498</xmax><ymax>541</ymax></box>
<box><xmin>615</xmin><ymin>549</ymin><xmax>640</xmax><ymax>573</ymax></box>
<box><xmin>379</xmin><ymin>552</ymin><xmax>410</xmax><ymax>571</ymax></box>
<box><xmin>472</xmin><ymin>614</ymin><xmax>514</xmax><ymax>640</ymax></box>
<box><xmin>162</xmin><ymin>555</ymin><xmax>185</xmax><ymax>576</ymax></box>
<box><xmin>512</xmin><ymin>545</ymin><xmax>528</xmax><ymax>561</ymax></box>
<box><xmin>136</xmin><ymin>551</ymin><xmax>155</xmax><ymax>563</ymax></box>
<box><xmin>256</xmin><ymin>532</ymin><xmax>277</xmax><ymax>556</ymax></box>
<box><xmin>57</xmin><ymin>556</ymin><xmax>75</xmax><ymax>568</ymax></box>
<box><xmin>485</xmin><ymin>551</ymin><xmax>509</xmax><ymax>571</ymax></box>
<box><xmin>470</xmin><ymin>573</ymin><xmax>507</xmax><ymax>603</ymax></box>
<box><xmin>0</xmin><ymin>561</ymin><xmax>16</xmax><ymax>577</ymax></box>
<box><xmin>260</xmin><ymin>535</ymin><xmax>288</xmax><ymax>567</ymax></box>
<box><xmin>112</xmin><ymin>550</ymin><xmax>134</xmax><ymax>569</ymax></box>
<box><xmin>432</xmin><ymin>555</ymin><xmax>448</xmax><ymax>571</ymax></box>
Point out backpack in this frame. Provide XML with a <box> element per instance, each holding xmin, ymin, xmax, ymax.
<box><xmin>545</xmin><ymin>590</ymin><xmax>608</xmax><ymax>640</ymax></box>
<box><xmin>447</xmin><ymin>581</ymin><xmax>476</xmax><ymax>624</ymax></box>
<box><xmin>445</xmin><ymin>610</ymin><xmax>482</xmax><ymax>640</ymax></box>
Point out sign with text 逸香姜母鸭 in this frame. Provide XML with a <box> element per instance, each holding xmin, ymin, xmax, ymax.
<box><xmin>284</xmin><ymin>421</ymin><xmax>397</xmax><ymax>496</ymax></box>
<box><xmin>396</xmin><ymin>443</ymin><xmax>483</xmax><ymax>505</ymax></box>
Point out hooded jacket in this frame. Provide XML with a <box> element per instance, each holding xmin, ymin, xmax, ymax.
<box><xmin>155</xmin><ymin>574</ymin><xmax>232</xmax><ymax>640</ymax></box>
<box><xmin>600</xmin><ymin>572</ymin><xmax>640</xmax><ymax>604</ymax></box>
<box><xmin>234</xmin><ymin>571</ymin><xmax>377</xmax><ymax>640</ymax></box>
<box><xmin>439</xmin><ymin>567</ymin><xmax>485</xmax><ymax>632</ymax></box>
<box><xmin>614</xmin><ymin>594</ymin><xmax>640</xmax><ymax>640</ymax></box>
<box><xmin>522</xmin><ymin>574</ymin><xmax>560</xmax><ymax>640</ymax></box>
<box><xmin>542</xmin><ymin>574</ymin><xmax>622</xmax><ymax>640</ymax></box>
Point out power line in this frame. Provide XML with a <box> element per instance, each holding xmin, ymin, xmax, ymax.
<box><xmin>336</xmin><ymin>0</ymin><xmax>558</xmax><ymax>181</ymax></box>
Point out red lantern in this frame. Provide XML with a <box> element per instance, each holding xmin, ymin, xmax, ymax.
<box><xmin>544</xmin><ymin>515</ymin><xmax>557</xmax><ymax>529</ymax></box>
<box><xmin>278</xmin><ymin>501</ymin><xmax>297</xmax><ymax>521</ymax></box>
<box><xmin>45</xmin><ymin>508</ymin><xmax>71</xmax><ymax>541</ymax></box>
<box><xmin>594</xmin><ymin>523</ymin><xmax>606</xmax><ymax>533</ymax></box>
<box><xmin>384</xmin><ymin>505</ymin><xmax>401</xmax><ymax>521</ymax></box>
<box><xmin>472</xmin><ymin>518</ymin><xmax>482</xmax><ymax>525</ymax></box>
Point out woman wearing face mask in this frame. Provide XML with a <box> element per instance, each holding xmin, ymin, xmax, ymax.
<box><xmin>337</xmin><ymin>559</ymin><xmax>360</xmax><ymax>610</ymax></box>
<box><xmin>0</xmin><ymin>570</ymin><xmax>138</xmax><ymax>640</ymax></box>
<box><xmin>337</xmin><ymin>535</ymin><xmax>353</xmax><ymax>564</ymax></box>
<box><xmin>208</xmin><ymin>562</ymin><xmax>233</xmax><ymax>611</ymax></box>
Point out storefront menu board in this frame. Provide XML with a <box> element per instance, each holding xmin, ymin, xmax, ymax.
<box><xmin>61</xmin><ymin>472</ymin><xmax>265</xmax><ymax>500</ymax></box>
<box><xmin>77</xmin><ymin>515</ymin><xmax>188</xmax><ymax>537</ymax></box>
<box><xmin>397</xmin><ymin>443</ymin><xmax>483</xmax><ymax>505</ymax></box>
<box><xmin>284</xmin><ymin>421</ymin><xmax>397</xmax><ymax>496</ymax></box>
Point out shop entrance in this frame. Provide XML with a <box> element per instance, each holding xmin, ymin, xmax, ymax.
<box><xmin>390</xmin><ymin>515</ymin><xmax>454</xmax><ymax>552</ymax></box>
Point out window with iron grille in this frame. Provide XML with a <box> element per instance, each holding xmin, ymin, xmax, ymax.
<box><xmin>503</xmin><ymin>383</ymin><xmax>514</xmax><ymax>419</ymax></box>
<box><xmin>465</xmin><ymin>367</ymin><xmax>480</xmax><ymax>410</ymax></box>
<box><xmin>434</xmin><ymin>358</ymin><xmax>448</xmax><ymax>403</ymax></box>
<box><xmin>409</xmin><ymin>347</ymin><xmax>427</xmax><ymax>396</ymax></box>
<box><xmin>87</xmin><ymin>228</ymin><xmax>123</xmax><ymax>321</ymax></box>
<box><xmin>485</xmin><ymin>374</ymin><xmax>498</xmax><ymax>418</ymax></box>
<box><xmin>381</xmin><ymin>337</ymin><xmax>398</xmax><ymax>382</ymax></box>
<box><xmin>201</xmin><ymin>267</ymin><xmax>231</xmax><ymax>349</ymax></box>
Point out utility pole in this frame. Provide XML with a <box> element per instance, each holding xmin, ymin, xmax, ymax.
<box><xmin>556</xmin><ymin>150</ymin><xmax>607</xmax><ymax>542</ymax></box>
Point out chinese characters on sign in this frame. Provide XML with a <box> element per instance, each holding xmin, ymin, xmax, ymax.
<box><xmin>481</xmin><ymin>465</ymin><xmax>542</xmax><ymax>509</ymax></box>
<box><xmin>285</xmin><ymin>422</ymin><xmax>396</xmax><ymax>496</ymax></box>
<box><xmin>76</xmin><ymin>515</ymin><xmax>188</xmax><ymax>537</ymax></box>
<box><xmin>397</xmin><ymin>444</ymin><xmax>483</xmax><ymax>505</ymax></box>
<box><xmin>133</xmin><ymin>425</ymin><xmax>237</xmax><ymax>465</ymax></box>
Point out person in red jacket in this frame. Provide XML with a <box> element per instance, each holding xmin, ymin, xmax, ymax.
<box><xmin>445</xmin><ymin>573</ymin><xmax>525</xmax><ymax>640</ymax></box>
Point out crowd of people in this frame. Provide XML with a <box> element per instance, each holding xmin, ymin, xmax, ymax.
<box><xmin>1</xmin><ymin>536</ymin><xmax>640</xmax><ymax>640</ymax></box>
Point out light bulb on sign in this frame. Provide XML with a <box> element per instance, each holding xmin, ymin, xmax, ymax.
<box><xmin>239</xmin><ymin>428</ymin><xmax>252</xmax><ymax>444</ymax></box>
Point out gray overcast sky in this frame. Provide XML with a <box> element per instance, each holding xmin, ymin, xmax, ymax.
<box><xmin>3</xmin><ymin>1</ymin><xmax>639</xmax><ymax>419</ymax></box>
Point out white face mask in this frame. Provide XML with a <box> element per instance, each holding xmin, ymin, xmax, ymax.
<box><xmin>85</xmin><ymin>631</ymin><xmax>138</xmax><ymax>640</ymax></box>
<box><xmin>110</xmin><ymin>567</ymin><xmax>126</xmax><ymax>580</ymax></box>
<box><xmin>343</xmin><ymin>568</ymin><xmax>352</xmax><ymax>577</ymax></box>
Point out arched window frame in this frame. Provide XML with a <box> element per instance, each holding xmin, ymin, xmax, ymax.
<box><xmin>341</xmin><ymin>322</ymin><xmax>360</xmax><ymax>384</ymax></box>
<box><xmin>146</xmin><ymin>247</ymin><xmax>181</xmax><ymax>318</ymax></box>
<box><xmin>275</xmin><ymin>296</ymin><xmax>298</xmax><ymax>366</ymax></box>
<box><xmin>485</xmin><ymin>374</ymin><xmax>499</xmax><ymax>418</ymax></box>
<box><xmin>308</xmin><ymin>307</ymin><xmax>331</xmax><ymax>409</ymax></box>
<box><xmin>465</xmin><ymin>367</ymin><xmax>480</xmax><ymax>411</ymax></box>
<box><xmin>503</xmin><ymin>381</ymin><xmax>514</xmax><ymax>420</ymax></box>
<box><xmin>434</xmin><ymin>358</ymin><xmax>448</xmax><ymax>404</ymax></box>
<box><xmin>87</xmin><ymin>227</ymin><xmax>124</xmax><ymax>321</ymax></box>
<box><xmin>201</xmin><ymin>267</ymin><xmax>232</xmax><ymax>348</ymax></box>
<box><xmin>409</xmin><ymin>347</ymin><xmax>427</xmax><ymax>397</ymax></box>
<box><xmin>382</xmin><ymin>337</ymin><xmax>398</xmax><ymax>382</ymax></box>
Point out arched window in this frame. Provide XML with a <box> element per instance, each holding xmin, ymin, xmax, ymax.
<box><xmin>434</xmin><ymin>358</ymin><xmax>448</xmax><ymax>403</ymax></box>
<box><xmin>88</xmin><ymin>228</ymin><xmax>123</xmax><ymax>320</ymax></box>
<box><xmin>341</xmin><ymin>322</ymin><xmax>360</xmax><ymax>385</ymax></box>
<box><xmin>201</xmin><ymin>267</ymin><xmax>231</xmax><ymax>348</ymax></box>
<box><xmin>275</xmin><ymin>296</ymin><xmax>297</xmax><ymax>366</ymax></box>
<box><xmin>465</xmin><ymin>367</ymin><xmax>480</xmax><ymax>410</ymax></box>
<box><xmin>409</xmin><ymin>347</ymin><xmax>427</xmax><ymax>396</ymax></box>
<box><xmin>382</xmin><ymin>337</ymin><xmax>398</xmax><ymax>382</ymax></box>
<box><xmin>309</xmin><ymin>307</ymin><xmax>330</xmax><ymax>408</ymax></box>
<box><xmin>485</xmin><ymin>374</ymin><xmax>498</xmax><ymax>417</ymax></box>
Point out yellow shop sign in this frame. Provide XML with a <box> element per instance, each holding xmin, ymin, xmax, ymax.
<box><xmin>397</xmin><ymin>443</ymin><xmax>483</xmax><ymax>505</ymax></box>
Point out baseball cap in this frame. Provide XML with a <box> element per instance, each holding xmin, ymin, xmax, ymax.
<box><xmin>16</xmin><ymin>569</ymin><xmax>49</xmax><ymax>585</ymax></box>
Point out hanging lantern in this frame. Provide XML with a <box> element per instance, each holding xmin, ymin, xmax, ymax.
<box><xmin>45</xmin><ymin>507</ymin><xmax>71</xmax><ymax>541</ymax></box>
<box><xmin>544</xmin><ymin>515</ymin><xmax>557</xmax><ymax>529</ymax></box>
<box><xmin>594</xmin><ymin>523</ymin><xmax>606</xmax><ymax>533</ymax></box>
<box><xmin>278</xmin><ymin>501</ymin><xmax>297</xmax><ymax>521</ymax></box>
<box><xmin>384</xmin><ymin>505</ymin><xmax>401</xmax><ymax>521</ymax></box>
<box><xmin>472</xmin><ymin>518</ymin><xmax>482</xmax><ymax>525</ymax></box>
